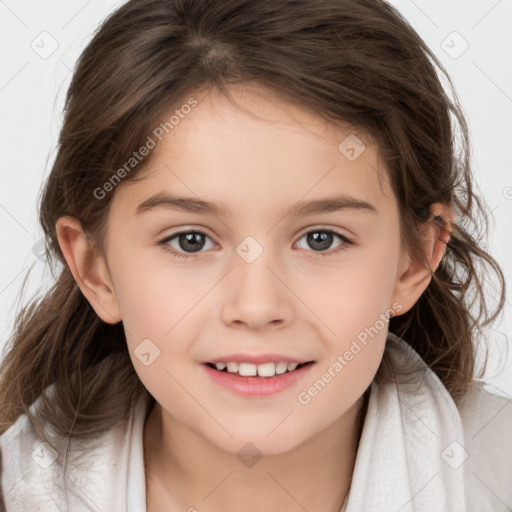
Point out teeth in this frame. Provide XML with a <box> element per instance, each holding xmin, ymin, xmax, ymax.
<box><xmin>226</xmin><ymin>362</ymin><xmax>239</xmax><ymax>373</ymax></box>
<box><xmin>257</xmin><ymin>362</ymin><xmax>276</xmax><ymax>377</ymax></box>
<box><xmin>275</xmin><ymin>362</ymin><xmax>288</xmax><ymax>374</ymax></box>
<box><xmin>213</xmin><ymin>361</ymin><xmax>308</xmax><ymax>377</ymax></box>
<box><xmin>239</xmin><ymin>363</ymin><xmax>257</xmax><ymax>377</ymax></box>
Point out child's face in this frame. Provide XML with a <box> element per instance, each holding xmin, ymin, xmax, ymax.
<box><xmin>89</xmin><ymin>84</ymin><xmax>422</xmax><ymax>454</ymax></box>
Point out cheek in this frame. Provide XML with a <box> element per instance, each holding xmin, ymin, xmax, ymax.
<box><xmin>109</xmin><ymin>254</ymin><xmax>211</xmax><ymax>391</ymax></box>
<box><xmin>109</xmin><ymin>246</ymin><xmax>206</xmax><ymax>336</ymax></box>
<box><xmin>115</xmin><ymin>268</ymin><xmax>202</xmax><ymax>415</ymax></box>
<box><xmin>300</xmin><ymin>245</ymin><xmax>399</xmax><ymax>337</ymax></box>
<box><xmin>297</xmin><ymin>261</ymin><xmax>394</xmax><ymax>420</ymax></box>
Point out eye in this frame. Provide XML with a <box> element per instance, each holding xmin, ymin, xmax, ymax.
<box><xmin>295</xmin><ymin>228</ymin><xmax>353</xmax><ymax>257</ymax></box>
<box><xmin>159</xmin><ymin>227</ymin><xmax>353</xmax><ymax>261</ymax></box>
<box><xmin>159</xmin><ymin>230</ymin><xmax>215</xmax><ymax>260</ymax></box>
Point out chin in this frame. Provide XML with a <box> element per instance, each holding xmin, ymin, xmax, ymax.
<box><xmin>207</xmin><ymin>427</ymin><xmax>308</xmax><ymax>459</ymax></box>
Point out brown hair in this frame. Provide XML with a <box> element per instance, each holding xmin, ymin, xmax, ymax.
<box><xmin>0</xmin><ymin>0</ymin><xmax>506</xmax><ymax>488</ymax></box>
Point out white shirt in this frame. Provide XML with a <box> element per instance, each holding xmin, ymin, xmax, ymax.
<box><xmin>1</xmin><ymin>334</ymin><xmax>511</xmax><ymax>511</ymax></box>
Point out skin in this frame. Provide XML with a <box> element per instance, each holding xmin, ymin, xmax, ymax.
<box><xmin>56</xmin><ymin>83</ymin><xmax>452</xmax><ymax>511</ymax></box>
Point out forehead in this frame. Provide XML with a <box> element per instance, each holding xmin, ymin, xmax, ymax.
<box><xmin>111</xmin><ymin>83</ymin><xmax>395</xmax><ymax>220</ymax></box>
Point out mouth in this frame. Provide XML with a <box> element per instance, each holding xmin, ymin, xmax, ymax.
<box><xmin>202</xmin><ymin>358</ymin><xmax>316</xmax><ymax>396</ymax></box>
<box><xmin>204</xmin><ymin>360</ymin><xmax>315</xmax><ymax>378</ymax></box>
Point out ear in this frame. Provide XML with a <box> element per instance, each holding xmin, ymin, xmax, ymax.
<box><xmin>55</xmin><ymin>216</ymin><xmax>122</xmax><ymax>324</ymax></box>
<box><xmin>390</xmin><ymin>203</ymin><xmax>453</xmax><ymax>316</ymax></box>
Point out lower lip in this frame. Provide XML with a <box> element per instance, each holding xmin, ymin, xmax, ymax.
<box><xmin>202</xmin><ymin>362</ymin><xmax>315</xmax><ymax>396</ymax></box>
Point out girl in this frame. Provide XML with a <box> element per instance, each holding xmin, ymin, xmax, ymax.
<box><xmin>0</xmin><ymin>0</ymin><xmax>510</xmax><ymax>510</ymax></box>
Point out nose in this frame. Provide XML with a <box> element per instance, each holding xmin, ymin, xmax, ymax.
<box><xmin>220</xmin><ymin>248</ymin><xmax>294</xmax><ymax>331</ymax></box>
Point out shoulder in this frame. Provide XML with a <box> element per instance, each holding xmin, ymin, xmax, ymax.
<box><xmin>458</xmin><ymin>380</ymin><xmax>512</xmax><ymax>449</ymax></box>
<box><xmin>384</xmin><ymin>334</ymin><xmax>512</xmax><ymax>510</ymax></box>
<box><xmin>458</xmin><ymin>381</ymin><xmax>512</xmax><ymax>511</ymax></box>
<box><xmin>0</xmin><ymin>389</ymin><xmax>150</xmax><ymax>512</ymax></box>
<box><xmin>0</xmin><ymin>409</ymin><xmax>67</xmax><ymax>510</ymax></box>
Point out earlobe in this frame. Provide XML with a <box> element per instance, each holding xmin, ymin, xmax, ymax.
<box><xmin>55</xmin><ymin>216</ymin><xmax>122</xmax><ymax>324</ymax></box>
<box><xmin>390</xmin><ymin>203</ymin><xmax>453</xmax><ymax>316</ymax></box>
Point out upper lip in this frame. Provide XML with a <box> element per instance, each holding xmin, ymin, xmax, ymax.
<box><xmin>204</xmin><ymin>353</ymin><xmax>315</xmax><ymax>365</ymax></box>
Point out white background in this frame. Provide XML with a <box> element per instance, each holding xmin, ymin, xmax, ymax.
<box><xmin>0</xmin><ymin>0</ymin><xmax>511</xmax><ymax>394</ymax></box>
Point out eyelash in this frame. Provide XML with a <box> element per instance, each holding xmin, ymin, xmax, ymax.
<box><xmin>158</xmin><ymin>227</ymin><xmax>353</xmax><ymax>261</ymax></box>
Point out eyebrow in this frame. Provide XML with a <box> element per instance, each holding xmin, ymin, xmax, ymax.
<box><xmin>135</xmin><ymin>193</ymin><xmax>378</xmax><ymax>217</ymax></box>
